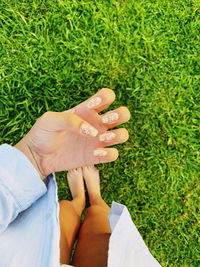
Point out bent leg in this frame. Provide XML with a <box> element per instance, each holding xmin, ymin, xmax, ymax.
<box><xmin>59</xmin><ymin>168</ymin><xmax>85</xmax><ymax>264</ymax></box>
<box><xmin>72</xmin><ymin>166</ymin><xmax>111</xmax><ymax>267</ymax></box>
<box><xmin>72</xmin><ymin>200</ymin><xmax>111</xmax><ymax>267</ymax></box>
<box><xmin>59</xmin><ymin>200</ymin><xmax>81</xmax><ymax>264</ymax></box>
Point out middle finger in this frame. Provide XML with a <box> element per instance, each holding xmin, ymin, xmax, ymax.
<box><xmin>100</xmin><ymin>106</ymin><xmax>131</xmax><ymax>129</ymax></box>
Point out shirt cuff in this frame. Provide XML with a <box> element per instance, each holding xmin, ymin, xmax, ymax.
<box><xmin>0</xmin><ymin>144</ymin><xmax>47</xmax><ymax>212</ymax></box>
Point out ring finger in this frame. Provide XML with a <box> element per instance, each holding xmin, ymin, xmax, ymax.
<box><xmin>100</xmin><ymin>106</ymin><xmax>131</xmax><ymax>129</ymax></box>
<box><xmin>98</xmin><ymin>128</ymin><xmax>129</xmax><ymax>146</ymax></box>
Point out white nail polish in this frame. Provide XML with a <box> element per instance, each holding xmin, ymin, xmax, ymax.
<box><xmin>101</xmin><ymin>116</ymin><xmax>109</xmax><ymax>123</ymax></box>
<box><xmin>87</xmin><ymin>97</ymin><xmax>102</xmax><ymax>109</ymax></box>
<box><xmin>80</xmin><ymin>123</ymin><xmax>98</xmax><ymax>137</ymax></box>
<box><xmin>93</xmin><ymin>149</ymin><xmax>107</xmax><ymax>157</ymax></box>
<box><xmin>99</xmin><ymin>132</ymin><xmax>116</xmax><ymax>141</ymax></box>
<box><xmin>102</xmin><ymin>112</ymin><xmax>119</xmax><ymax>124</ymax></box>
<box><xmin>99</xmin><ymin>133</ymin><xmax>106</xmax><ymax>141</ymax></box>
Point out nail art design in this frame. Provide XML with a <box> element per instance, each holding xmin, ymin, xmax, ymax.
<box><xmin>93</xmin><ymin>149</ymin><xmax>107</xmax><ymax>157</ymax></box>
<box><xmin>80</xmin><ymin>123</ymin><xmax>98</xmax><ymax>137</ymax></box>
<box><xmin>87</xmin><ymin>97</ymin><xmax>102</xmax><ymax>109</ymax></box>
<box><xmin>99</xmin><ymin>132</ymin><xmax>116</xmax><ymax>142</ymax></box>
<box><xmin>102</xmin><ymin>112</ymin><xmax>119</xmax><ymax>124</ymax></box>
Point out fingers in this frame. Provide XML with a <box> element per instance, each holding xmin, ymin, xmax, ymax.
<box><xmin>40</xmin><ymin>111</ymin><xmax>98</xmax><ymax>137</ymax></box>
<box><xmin>78</xmin><ymin>88</ymin><xmax>116</xmax><ymax>113</ymax></box>
<box><xmin>92</xmin><ymin>148</ymin><xmax>119</xmax><ymax>164</ymax></box>
<box><xmin>68</xmin><ymin>148</ymin><xmax>119</xmax><ymax>170</ymax></box>
<box><xmin>98</xmin><ymin>128</ymin><xmax>129</xmax><ymax>146</ymax></box>
<box><xmin>100</xmin><ymin>106</ymin><xmax>131</xmax><ymax>129</ymax></box>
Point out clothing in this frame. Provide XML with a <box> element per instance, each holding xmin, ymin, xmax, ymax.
<box><xmin>0</xmin><ymin>144</ymin><xmax>161</xmax><ymax>267</ymax></box>
<box><xmin>0</xmin><ymin>144</ymin><xmax>60</xmax><ymax>267</ymax></box>
<box><xmin>108</xmin><ymin>202</ymin><xmax>161</xmax><ymax>267</ymax></box>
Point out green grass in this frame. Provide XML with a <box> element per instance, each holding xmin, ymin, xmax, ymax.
<box><xmin>0</xmin><ymin>0</ymin><xmax>200</xmax><ymax>266</ymax></box>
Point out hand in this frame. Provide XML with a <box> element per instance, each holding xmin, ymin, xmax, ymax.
<box><xmin>15</xmin><ymin>88</ymin><xmax>130</xmax><ymax>179</ymax></box>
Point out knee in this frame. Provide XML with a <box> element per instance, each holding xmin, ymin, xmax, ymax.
<box><xmin>86</xmin><ymin>205</ymin><xmax>110</xmax><ymax>217</ymax></box>
<box><xmin>59</xmin><ymin>200</ymin><xmax>76</xmax><ymax>217</ymax></box>
<box><xmin>87</xmin><ymin>205</ymin><xmax>103</xmax><ymax>213</ymax></box>
<box><xmin>59</xmin><ymin>200</ymin><xmax>71</xmax><ymax>208</ymax></box>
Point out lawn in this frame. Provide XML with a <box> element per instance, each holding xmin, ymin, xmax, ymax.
<box><xmin>0</xmin><ymin>0</ymin><xmax>199</xmax><ymax>266</ymax></box>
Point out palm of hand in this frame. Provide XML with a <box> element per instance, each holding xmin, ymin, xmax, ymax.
<box><xmin>25</xmin><ymin>89</ymin><xmax>130</xmax><ymax>177</ymax></box>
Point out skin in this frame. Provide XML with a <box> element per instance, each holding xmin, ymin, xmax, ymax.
<box><xmin>14</xmin><ymin>88</ymin><xmax>130</xmax><ymax>179</ymax></box>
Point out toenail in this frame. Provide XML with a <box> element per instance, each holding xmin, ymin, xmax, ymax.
<box><xmin>101</xmin><ymin>112</ymin><xmax>119</xmax><ymax>124</ymax></box>
<box><xmin>99</xmin><ymin>132</ymin><xmax>116</xmax><ymax>141</ymax></box>
<box><xmin>93</xmin><ymin>149</ymin><xmax>107</xmax><ymax>157</ymax></box>
<box><xmin>80</xmin><ymin>122</ymin><xmax>98</xmax><ymax>137</ymax></box>
<box><xmin>87</xmin><ymin>97</ymin><xmax>102</xmax><ymax>109</ymax></box>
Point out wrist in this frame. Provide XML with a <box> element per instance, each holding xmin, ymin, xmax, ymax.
<box><xmin>14</xmin><ymin>138</ymin><xmax>46</xmax><ymax>180</ymax></box>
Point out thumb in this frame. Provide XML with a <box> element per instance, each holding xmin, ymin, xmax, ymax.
<box><xmin>38</xmin><ymin>111</ymin><xmax>98</xmax><ymax>137</ymax></box>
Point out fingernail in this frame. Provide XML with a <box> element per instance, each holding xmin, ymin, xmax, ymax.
<box><xmin>93</xmin><ymin>149</ymin><xmax>107</xmax><ymax>157</ymax></box>
<box><xmin>87</xmin><ymin>97</ymin><xmax>102</xmax><ymax>109</ymax></box>
<box><xmin>102</xmin><ymin>112</ymin><xmax>119</xmax><ymax>124</ymax></box>
<box><xmin>80</xmin><ymin>123</ymin><xmax>98</xmax><ymax>137</ymax></box>
<box><xmin>99</xmin><ymin>132</ymin><xmax>116</xmax><ymax>141</ymax></box>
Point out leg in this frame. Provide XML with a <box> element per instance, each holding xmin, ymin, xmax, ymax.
<box><xmin>59</xmin><ymin>168</ymin><xmax>85</xmax><ymax>265</ymax></box>
<box><xmin>72</xmin><ymin>166</ymin><xmax>111</xmax><ymax>267</ymax></box>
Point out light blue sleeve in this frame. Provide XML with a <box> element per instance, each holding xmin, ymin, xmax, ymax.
<box><xmin>0</xmin><ymin>144</ymin><xmax>47</xmax><ymax>234</ymax></box>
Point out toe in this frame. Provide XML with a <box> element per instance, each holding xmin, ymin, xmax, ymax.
<box><xmin>82</xmin><ymin>166</ymin><xmax>86</xmax><ymax>173</ymax></box>
<box><xmin>91</xmin><ymin>165</ymin><xmax>98</xmax><ymax>172</ymax></box>
<box><xmin>67</xmin><ymin>170</ymin><xmax>72</xmax><ymax>176</ymax></box>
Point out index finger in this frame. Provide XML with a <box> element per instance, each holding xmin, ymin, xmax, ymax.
<box><xmin>77</xmin><ymin>88</ymin><xmax>116</xmax><ymax>113</ymax></box>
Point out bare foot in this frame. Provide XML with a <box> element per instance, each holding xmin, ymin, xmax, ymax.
<box><xmin>67</xmin><ymin>168</ymin><xmax>85</xmax><ymax>215</ymax></box>
<box><xmin>82</xmin><ymin>165</ymin><xmax>102</xmax><ymax>204</ymax></box>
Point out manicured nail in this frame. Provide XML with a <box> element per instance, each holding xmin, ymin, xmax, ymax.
<box><xmin>80</xmin><ymin>122</ymin><xmax>98</xmax><ymax>137</ymax></box>
<box><xmin>102</xmin><ymin>112</ymin><xmax>119</xmax><ymax>124</ymax></box>
<box><xmin>93</xmin><ymin>149</ymin><xmax>107</xmax><ymax>157</ymax></box>
<box><xmin>87</xmin><ymin>97</ymin><xmax>102</xmax><ymax>109</ymax></box>
<box><xmin>99</xmin><ymin>132</ymin><xmax>116</xmax><ymax>142</ymax></box>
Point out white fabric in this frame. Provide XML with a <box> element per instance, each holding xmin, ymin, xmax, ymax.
<box><xmin>0</xmin><ymin>144</ymin><xmax>60</xmax><ymax>267</ymax></box>
<box><xmin>108</xmin><ymin>202</ymin><xmax>161</xmax><ymax>267</ymax></box>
